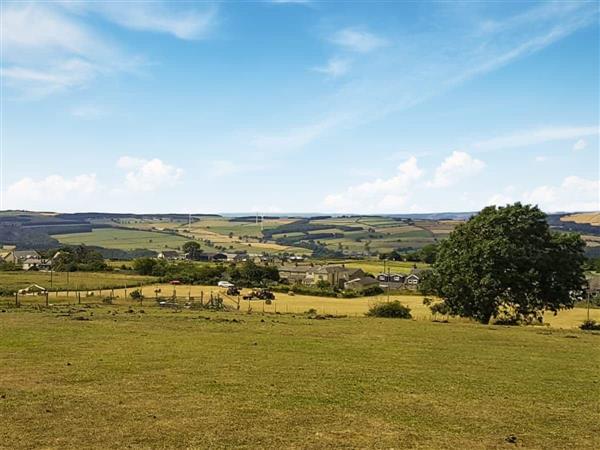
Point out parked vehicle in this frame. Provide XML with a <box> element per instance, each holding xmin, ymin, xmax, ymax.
<box><xmin>218</xmin><ymin>281</ymin><xmax>235</xmax><ymax>288</ymax></box>
<box><xmin>226</xmin><ymin>286</ymin><xmax>241</xmax><ymax>296</ymax></box>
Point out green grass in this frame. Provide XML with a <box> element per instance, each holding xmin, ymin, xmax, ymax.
<box><xmin>0</xmin><ymin>271</ymin><xmax>157</xmax><ymax>292</ymax></box>
<box><xmin>0</xmin><ymin>306</ymin><xmax>598</xmax><ymax>449</ymax></box>
<box><xmin>53</xmin><ymin>228</ymin><xmax>189</xmax><ymax>251</ymax></box>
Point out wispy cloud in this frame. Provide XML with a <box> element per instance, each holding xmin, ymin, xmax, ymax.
<box><xmin>330</xmin><ymin>27</ymin><xmax>387</xmax><ymax>53</ymax></box>
<box><xmin>1</xmin><ymin>3</ymin><xmax>135</xmax><ymax>97</ymax></box>
<box><xmin>256</xmin><ymin>2</ymin><xmax>597</xmax><ymax>151</ymax></box>
<box><xmin>1</xmin><ymin>2</ymin><xmax>218</xmax><ymax>97</ymax></box>
<box><xmin>61</xmin><ymin>2</ymin><xmax>218</xmax><ymax>40</ymax></box>
<box><xmin>313</xmin><ymin>57</ymin><xmax>351</xmax><ymax>78</ymax></box>
<box><xmin>473</xmin><ymin>125</ymin><xmax>599</xmax><ymax>152</ymax></box>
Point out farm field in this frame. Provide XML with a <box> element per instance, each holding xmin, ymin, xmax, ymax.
<box><xmin>0</xmin><ymin>271</ymin><xmax>157</xmax><ymax>292</ymax></box>
<box><xmin>16</xmin><ymin>282</ymin><xmax>599</xmax><ymax>328</ymax></box>
<box><xmin>1</xmin><ymin>306</ymin><xmax>598</xmax><ymax>449</ymax></box>
<box><xmin>561</xmin><ymin>212</ymin><xmax>600</xmax><ymax>226</ymax></box>
<box><xmin>53</xmin><ymin>228</ymin><xmax>189</xmax><ymax>251</ymax></box>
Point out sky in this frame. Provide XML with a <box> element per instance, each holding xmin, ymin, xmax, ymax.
<box><xmin>0</xmin><ymin>0</ymin><xmax>599</xmax><ymax>214</ymax></box>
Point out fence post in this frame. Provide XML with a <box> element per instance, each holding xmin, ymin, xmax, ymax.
<box><xmin>78</xmin><ymin>292</ymin><xmax>81</xmax><ymax>304</ymax></box>
<box><xmin>15</xmin><ymin>292</ymin><xmax>19</xmax><ymax>308</ymax></box>
<box><xmin>46</xmin><ymin>292</ymin><xmax>49</xmax><ymax>307</ymax></box>
<box><xmin>200</xmin><ymin>291</ymin><xmax>204</xmax><ymax>306</ymax></box>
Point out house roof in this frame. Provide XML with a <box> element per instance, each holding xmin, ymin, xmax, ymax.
<box><xmin>279</xmin><ymin>265</ymin><xmax>313</xmax><ymax>273</ymax></box>
<box><xmin>13</xmin><ymin>250</ymin><xmax>40</xmax><ymax>259</ymax></box>
<box><xmin>346</xmin><ymin>276</ymin><xmax>379</xmax><ymax>286</ymax></box>
<box><xmin>23</xmin><ymin>258</ymin><xmax>46</xmax><ymax>264</ymax></box>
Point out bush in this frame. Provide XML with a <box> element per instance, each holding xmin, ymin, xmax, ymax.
<box><xmin>129</xmin><ymin>289</ymin><xmax>144</xmax><ymax>300</ymax></box>
<box><xmin>580</xmin><ymin>319</ymin><xmax>600</xmax><ymax>331</ymax></box>
<box><xmin>361</xmin><ymin>285</ymin><xmax>384</xmax><ymax>296</ymax></box>
<box><xmin>367</xmin><ymin>301</ymin><xmax>412</xmax><ymax>319</ymax></box>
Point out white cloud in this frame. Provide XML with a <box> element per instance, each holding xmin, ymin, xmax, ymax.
<box><xmin>429</xmin><ymin>151</ymin><xmax>485</xmax><ymax>188</ymax></box>
<box><xmin>0</xmin><ymin>3</ymin><xmax>134</xmax><ymax>97</ymax></box>
<box><xmin>117</xmin><ymin>157</ymin><xmax>183</xmax><ymax>192</ymax></box>
<box><xmin>573</xmin><ymin>138</ymin><xmax>588</xmax><ymax>151</ymax></box>
<box><xmin>1</xmin><ymin>2</ymin><xmax>217</xmax><ymax>97</ymax></box>
<box><xmin>330</xmin><ymin>28</ymin><xmax>387</xmax><ymax>53</ymax></box>
<box><xmin>63</xmin><ymin>2</ymin><xmax>217</xmax><ymax>40</ymax></box>
<box><xmin>323</xmin><ymin>157</ymin><xmax>422</xmax><ymax>213</ymax></box>
<box><xmin>523</xmin><ymin>176</ymin><xmax>600</xmax><ymax>212</ymax></box>
<box><xmin>6</xmin><ymin>174</ymin><xmax>98</xmax><ymax>208</ymax></box>
<box><xmin>535</xmin><ymin>155</ymin><xmax>548</xmax><ymax>162</ymax></box>
<box><xmin>473</xmin><ymin>126</ymin><xmax>598</xmax><ymax>151</ymax></box>
<box><xmin>313</xmin><ymin>57</ymin><xmax>351</xmax><ymax>78</ymax></box>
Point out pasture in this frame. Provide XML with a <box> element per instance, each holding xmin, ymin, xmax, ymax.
<box><xmin>12</xmin><ymin>282</ymin><xmax>599</xmax><ymax>328</ymax></box>
<box><xmin>0</xmin><ymin>305</ymin><xmax>598</xmax><ymax>449</ymax></box>
<box><xmin>53</xmin><ymin>228</ymin><xmax>189</xmax><ymax>251</ymax></box>
<box><xmin>0</xmin><ymin>271</ymin><xmax>156</xmax><ymax>292</ymax></box>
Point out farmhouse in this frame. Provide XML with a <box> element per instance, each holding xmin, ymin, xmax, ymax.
<box><xmin>279</xmin><ymin>264</ymin><xmax>365</xmax><ymax>288</ymax></box>
<box><xmin>305</xmin><ymin>265</ymin><xmax>365</xmax><ymax>288</ymax></box>
<box><xmin>22</xmin><ymin>257</ymin><xmax>52</xmax><ymax>271</ymax></box>
<box><xmin>196</xmin><ymin>252</ymin><xmax>229</xmax><ymax>262</ymax></box>
<box><xmin>377</xmin><ymin>273</ymin><xmax>406</xmax><ymax>289</ymax></box>
<box><xmin>2</xmin><ymin>249</ymin><xmax>41</xmax><ymax>265</ymax></box>
<box><xmin>278</xmin><ymin>265</ymin><xmax>314</xmax><ymax>284</ymax></box>
<box><xmin>376</xmin><ymin>269</ymin><xmax>426</xmax><ymax>290</ymax></box>
<box><xmin>157</xmin><ymin>250</ymin><xmax>182</xmax><ymax>260</ymax></box>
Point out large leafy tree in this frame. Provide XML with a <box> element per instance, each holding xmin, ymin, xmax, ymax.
<box><xmin>182</xmin><ymin>241</ymin><xmax>203</xmax><ymax>260</ymax></box>
<box><xmin>420</xmin><ymin>203</ymin><xmax>586</xmax><ymax>324</ymax></box>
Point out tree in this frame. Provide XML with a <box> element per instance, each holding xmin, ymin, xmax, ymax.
<box><xmin>420</xmin><ymin>203</ymin><xmax>586</xmax><ymax>324</ymax></box>
<box><xmin>182</xmin><ymin>241</ymin><xmax>203</xmax><ymax>260</ymax></box>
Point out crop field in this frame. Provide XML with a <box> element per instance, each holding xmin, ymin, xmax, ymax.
<box><xmin>1</xmin><ymin>304</ymin><xmax>598</xmax><ymax>449</ymax></box>
<box><xmin>0</xmin><ymin>271</ymin><xmax>157</xmax><ymax>292</ymax></box>
<box><xmin>179</xmin><ymin>227</ymin><xmax>311</xmax><ymax>255</ymax></box>
<box><xmin>53</xmin><ymin>228</ymin><xmax>189</xmax><ymax>251</ymax></box>
<box><xmin>561</xmin><ymin>212</ymin><xmax>600</xmax><ymax>226</ymax></box>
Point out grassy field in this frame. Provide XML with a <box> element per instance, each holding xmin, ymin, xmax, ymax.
<box><xmin>0</xmin><ymin>305</ymin><xmax>598</xmax><ymax>449</ymax></box>
<box><xmin>0</xmin><ymin>271</ymin><xmax>157</xmax><ymax>292</ymax></box>
<box><xmin>53</xmin><ymin>228</ymin><xmax>189</xmax><ymax>251</ymax></box>
<box><xmin>12</xmin><ymin>282</ymin><xmax>599</xmax><ymax>328</ymax></box>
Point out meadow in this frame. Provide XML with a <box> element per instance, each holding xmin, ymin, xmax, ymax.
<box><xmin>8</xmin><ymin>281</ymin><xmax>598</xmax><ymax>328</ymax></box>
<box><xmin>1</xmin><ymin>304</ymin><xmax>598</xmax><ymax>449</ymax></box>
<box><xmin>0</xmin><ymin>271</ymin><xmax>156</xmax><ymax>292</ymax></box>
<box><xmin>53</xmin><ymin>228</ymin><xmax>189</xmax><ymax>251</ymax></box>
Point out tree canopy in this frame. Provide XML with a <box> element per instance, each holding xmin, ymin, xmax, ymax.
<box><xmin>420</xmin><ymin>203</ymin><xmax>586</xmax><ymax>324</ymax></box>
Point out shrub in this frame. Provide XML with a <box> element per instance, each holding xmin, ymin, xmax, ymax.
<box><xmin>361</xmin><ymin>285</ymin><xmax>384</xmax><ymax>296</ymax></box>
<box><xmin>129</xmin><ymin>289</ymin><xmax>144</xmax><ymax>300</ymax></box>
<box><xmin>580</xmin><ymin>319</ymin><xmax>600</xmax><ymax>331</ymax></box>
<box><xmin>305</xmin><ymin>308</ymin><xmax>317</xmax><ymax>315</ymax></box>
<box><xmin>367</xmin><ymin>301</ymin><xmax>412</xmax><ymax>319</ymax></box>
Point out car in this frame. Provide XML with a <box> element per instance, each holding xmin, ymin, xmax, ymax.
<box><xmin>217</xmin><ymin>281</ymin><xmax>235</xmax><ymax>288</ymax></box>
<box><xmin>169</xmin><ymin>280</ymin><xmax>181</xmax><ymax>285</ymax></box>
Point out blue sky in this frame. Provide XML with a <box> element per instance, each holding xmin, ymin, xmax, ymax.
<box><xmin>1</xmin><ymin>0</ymin><xmax>598</xmax><ymax>214</ymax></box>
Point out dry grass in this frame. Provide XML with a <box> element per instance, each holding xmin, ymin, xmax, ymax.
<box><xmin>0</xmin><ymin>305</ymin><xmax>598</xmax><ymax>449</ymax></box>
